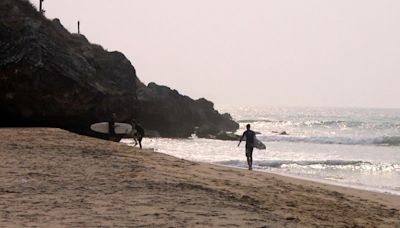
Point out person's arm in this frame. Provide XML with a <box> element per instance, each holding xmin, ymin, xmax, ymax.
<box><xmin>238</xmin><ymin>132</ymin><xmax>245</xmax><ymax>147</ymax></box>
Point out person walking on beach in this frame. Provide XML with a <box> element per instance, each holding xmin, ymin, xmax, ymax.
<box><xmin>238</xmin><ymin>124</ymin><xmax>256</xmax><ymax>170</ymax></box>
<box><xmin>132</xmin><ymin>120</ymin><xmax>145</xmax><ymax>149</ymax></box>
<box><xmin>131</xmin><ymin>126</ymin><xmax>138</xmax><ymax>146</ymax></box>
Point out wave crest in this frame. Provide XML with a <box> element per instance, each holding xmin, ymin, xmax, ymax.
<box><xmin>237</xmin><ymin>119</ymin><xmax>398</xmax><ymax>129</ymax></box>
<box><xmin>257</xmin><ymin>135</ymin><xmax>400</xmax><ymax>146</ymax></box>
<box><xmin>219</xmin><ymin>160</ymin><xmax>400</xmax><ymax>171</ymax></box>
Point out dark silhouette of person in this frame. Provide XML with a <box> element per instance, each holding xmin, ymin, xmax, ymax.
<box><xmin>238</xmin><ymin>124</ymin><xmax>256</xmax><ymax>170</ymax></box>
<box><xmin>109</xmin><ymin>113</ymin><xmax>116</xmax><ymax>135</ymax></box>
<box><xmin>39</xmin><ymin>0</ymin><xmax>45</xmax><ymax>14</ymax></box>
<box><xmin>132</xmin><ymin>120</ymin><xmax>145</xmax><ymax>149</ymax></box>
<box><xmin>131</xmin><ymin>126</ymin><xmax>138</xmax><ymax>146</ymax></box>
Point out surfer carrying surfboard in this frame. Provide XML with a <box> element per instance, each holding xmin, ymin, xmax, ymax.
<box><xmin>238</xmin><ymin>124</ymin><xmax>256</xmax><ymax>170</ymax></box>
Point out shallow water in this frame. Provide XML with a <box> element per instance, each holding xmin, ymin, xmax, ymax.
<box><xmin>122</xmin><ymin>106</ymin><xmax>400</xmax><ymax>195</ymax></box>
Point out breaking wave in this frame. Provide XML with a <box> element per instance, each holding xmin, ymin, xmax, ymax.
<box><xmin>219</xmin><ymin>160</ymin><xmax>400</xmax><ymax>172</ymax></box>
<box><xmin>238</xmin><ymin>119</ymin><xmax>400</xmax><ymax>129</ymax></box>
<box><xmin>237</xmin><ymin>119</ymin><xmax>274</xmax><ymax>123</ymax></box>
<box><xmin>257</xmin><ymin>135</ymin><xmax>400</xmax><ymax>146</ymax></box>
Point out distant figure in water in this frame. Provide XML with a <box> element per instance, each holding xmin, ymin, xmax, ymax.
<box><xmin>132</xmin><ymin>120</ymin><xmax>145</xmax><ymax>149</ymax></box>
<box><xmin>272</xmin><ymin>130</ymin><xmax>289</xmax><ymax>135</ymax></box>
<box><xmin>238</xmin><ymin>124</ymin><xmax>256</xmax><ymax>170</ymax></box>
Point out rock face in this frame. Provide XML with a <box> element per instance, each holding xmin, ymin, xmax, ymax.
<box><xmin>137</xmin><ymin>83</ymin><xmax>238</xmax><ymax>137</ymax></box>
<box><xmin>0</xmin><ymin>0</ymin><xmax>138</xmax><ymax>138</ymax></box>
<box><xmin>0</xmin><ymin>0</ymin><xmax>238</xmax><ymax>139</ymax></box>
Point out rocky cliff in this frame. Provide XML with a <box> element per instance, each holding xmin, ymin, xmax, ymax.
<box><xmin>0</xmin><ymin>0</ymin><xmax>238</xmax><ymax>139</ymax></box>
<box><xmin>0</xmin><ymin>0</ymin><xmax>138</xmax><ymax>138</ymax></box>
<box><xmin>137</xmin><ymin>82</ymin><xmax>238</xmax><ymax>137</ymax></box>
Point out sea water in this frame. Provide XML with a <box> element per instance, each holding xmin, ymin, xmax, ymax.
<box><xmin>122</xmin><ymin>106</ymin><xmax>400</xmax><ymax>195</ymax></box>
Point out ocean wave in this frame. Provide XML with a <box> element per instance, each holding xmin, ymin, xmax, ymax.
<box><xmin>237</xmin><ymin>119</ymin><xmax>275</xmax><ymax>123</ymax></box>
<box><xmin>219</xmin><ymin>160</ymin><xmax>400</xmax><ymax>171</ymax></box>
<box><xmin>257</xmin><ymin>135</ymin><xmax>400</xmax><ymax>146</ymax></box>
<box><xmin>237</xmin><ymin>119</ymin><xmax>399</xmax><ymax>129</ymax></box>
<box><xmin>237</xmin><ymin>119</ymin><xmax>359</xmax><ymax>125</ymax></box>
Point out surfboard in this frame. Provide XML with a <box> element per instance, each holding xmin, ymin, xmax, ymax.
<box><xmin>243</xmin><ymin>135</ymin><xmax>266</xmax><ymax>150</ymax></box>
<box><xmin>254</xmin><ymin>137</ymin><xmax>266</xmax><ymax>150</ymax></box>
<box><xmin>90</xmin><ymin>122</ymin><xmax>132</xmax><ymax>135</ymax></box>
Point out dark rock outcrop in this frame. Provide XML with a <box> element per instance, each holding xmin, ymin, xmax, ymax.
<box><xmin>0</xmin><ymin>0</ymin><xmax>238</xmax><ymax>139</ymax></box>
<box><xmin>0</xmin><ymin>0</ymin><xmax>138</xmax><ymax>137</ymax></box>
<box><xmin>137</xmin><ymin>83</ymin><xmax>238</xmax><ymax>137</ymax></box>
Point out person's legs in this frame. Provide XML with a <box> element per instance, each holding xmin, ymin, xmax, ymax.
<box><xmin>246</xmin><ymin>147</ymin><xmax>254</xmax><ymax>170</ymax></box>
<box><xmin>133</xmin><ymin>133</ymin><xmax>138</xmax><ymax>146</ymax></box>
<box><xmin>245</xmin><ymin>147</ymin><xmax>253</xmax><ymax>170</ymax></box>
<box><xmin>246</xmin><ymin>156</ymin><xmax>251</xmax><ymax>170</ymax></box>
<box><xmin>138</xmin><ymin>135</ymin><xmax>143</xmax><ymax>149</ymax></box>
<box><xmin>249</xmin><ymin>155</ymin><xmax>253</xmax><ymax>170</ymax></box>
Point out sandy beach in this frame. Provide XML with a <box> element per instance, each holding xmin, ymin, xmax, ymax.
<box><xmin>0</xmin><ymin>128</ymin><xmax>399</xmax><ymax>227</ymax></box>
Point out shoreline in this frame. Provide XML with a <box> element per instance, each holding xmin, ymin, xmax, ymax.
<box><xmin>232</xmin><ymin>163</ymin><xmax>400</xmax><ymax>196</ymax></box>
<box><xmin>255</xmin><ymin>168</ymin><xmax>400</xmax><ymax>209</ymax></box>
<box><xmin>269</xmin><ymin>170</ymin><xmax>400</xmax><ymax>197</ymax></box>
<box><xmin>143</xmin><ymin>151</ymin><xmax>400</xmax><ymax>209</ymax></box>
<box><xmin>131</xmin><ymin>137</ymin><xmax>400</xmax><ymax>198</ymax></box>
<box><xmin>219</xmin><ymin>163</ymin><xmax>400</xmax><ymax>197</ymax></box>
<box><xmin>1</xmin><ymin>128</ymin><xmax>399</xmax><ymax>227</ymax></box>
<box><xmin>126</xmin><ymin>144</ymin><xmax>400</xmax><ymax>210</ymax></box>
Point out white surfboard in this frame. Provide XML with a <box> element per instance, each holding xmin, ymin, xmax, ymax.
<box><xmin>243</xmin><ymin>135</ymin><xmax>266</xmax><ymax>150</ymax></box>
<box><xmin>254</xmin><ymin>136</ymin><xmax>266</xmax><ymax>150</ymax></box>
<box><xmin>90</xmin><ymin>122</ymin><xmax>132</xmax><ymax>135</ymax></box>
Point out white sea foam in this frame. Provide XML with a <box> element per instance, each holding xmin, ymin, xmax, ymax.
<box><xmin>257</xmin><ymin>135</ymin><xmax>400</xmax><ymax>146</ymax></box>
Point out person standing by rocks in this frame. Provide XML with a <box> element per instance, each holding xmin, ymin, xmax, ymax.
<box><xmin>132</xmin><ymin>120</ymin><xmax>145</xmax><ymax>149</ymax></box>
<box><xmin>238</xmin><ymin>124</ymin><xmax>256</xmax><ymax>170</ymax></box>
<box><xmin>108</xmin><ymin>113</ymin><xmax>118</xmax><ymax>141</ymax></box>
<box><xmin>109</xmin><ymin>113</ymin><xmax>116</xmax><ymax>135</ymax></box>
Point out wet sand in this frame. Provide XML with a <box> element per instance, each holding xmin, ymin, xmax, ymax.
<box><xmin>0</xmin><ymin>128</ymin><xmax>399</xmax><ymax>227</ymax></box>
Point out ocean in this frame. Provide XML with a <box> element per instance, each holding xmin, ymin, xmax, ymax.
<box><xmin>122</xmin><ymin>106</ymin><xmax>400</xmax><ymax>195</ymax></box>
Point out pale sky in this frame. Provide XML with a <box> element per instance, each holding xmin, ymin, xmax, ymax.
<box><xmin>30</xmin><ymin>0</ymin><xmax>400</xmax><ymax>108</ymax></box>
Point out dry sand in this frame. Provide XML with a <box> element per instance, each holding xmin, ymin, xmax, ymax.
<box><xmin>0</xmin><ymin>128</ymin><xmax>399</xmax><ymax>227</ymax></box>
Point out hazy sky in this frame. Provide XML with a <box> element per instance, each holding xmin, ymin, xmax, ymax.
<box><xmin>30</xmin><ymin>0</ymin><xmax>400</xmax><ymax>108</ymax></box>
